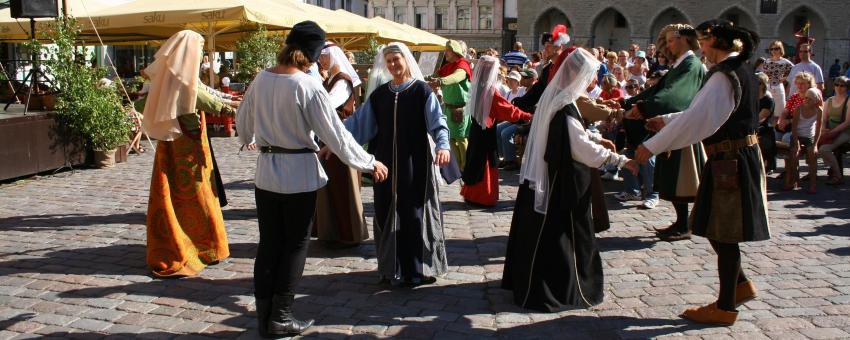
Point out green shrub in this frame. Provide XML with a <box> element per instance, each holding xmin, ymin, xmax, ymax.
<box><xmin>42</xmin><ymin>16</ymin><xmax>131</xmax><ymax>151</ymax></box>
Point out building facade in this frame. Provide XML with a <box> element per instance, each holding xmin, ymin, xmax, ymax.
<box><xmin>302</xmin><ymin>0</ymin><xmax>370</xmax><ymax>16</ymax></box>
<box><xmin>517</xmin><ymin>0</ymin><xmax>850</xmax><ymax>68</ymax></box>
<box><xmin>366</xmin><ymin>0</ymin><xmax>506</xmax><ymax>51</ymax></box>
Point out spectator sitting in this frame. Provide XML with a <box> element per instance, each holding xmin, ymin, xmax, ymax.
<box><xmin>784</xmin><ymin>88</ymin><xmax>823</xmax><ymax>193</ymax></box>
<box><xmin>599</xmin><ymin>74</ymin><xmax>624</xmax><ymax>101</ymax></box>
<box><xmin>819</xmin><ymin>76</ymin><xmax>850</xmax><ymax>185</ymax></box>
<box><xmin>519</xmin><ymin>68</ymin><xmax>537</xmax><ymax>88</ymax></box>
<box><xmin>777</xmin><ymin>71</ymin><xmax>817</xmax><ymax>145</ymax></box>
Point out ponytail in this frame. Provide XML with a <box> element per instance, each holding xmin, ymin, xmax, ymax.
<box><xmin>733</xmin><ymin>27</ymin><xmax>759</xmax><ymax>60</ymax></box>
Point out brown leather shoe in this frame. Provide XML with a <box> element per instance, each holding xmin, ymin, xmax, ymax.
<box><xmin>659</xmin><ymin>231</ymin><xmax>691</xmax><ymax>242</ymax></box>
<box><xmin>736</xmin><ymin>280</ymin><xmax>757</xmax><ymax>306</ymax></box>
<box><xmin>681</xmin><ymin>303</ymin><xmax>738</xmax><ymax>326</ymax></box>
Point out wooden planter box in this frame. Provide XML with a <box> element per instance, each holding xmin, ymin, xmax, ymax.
<box><xmin>0</xmin><ymin>111</ymin><xmax>86</xmax><ymax>181</ymax></box>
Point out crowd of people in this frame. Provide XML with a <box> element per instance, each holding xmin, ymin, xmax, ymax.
<box><xmin>134</xmin><ymin>16</ymin><xmax>848</xmax><ymax>338</ymax></box>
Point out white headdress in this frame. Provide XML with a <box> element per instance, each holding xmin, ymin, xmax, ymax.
<box><xmin>519</xmin><ymin>48</ymin><xmax>601</xmax><ymax>213</ymax></box>
<box><xmin>365</xmin><ymin>42</ymin><xmax>424</xmax><ymax>99</ymax></box>
<box><xmin>321</xmin><ymin>42</ymin><xmax>361</xmax><ymax>87</ymax></box>
<box><xmin>464</xmin><ymin>55</ymin><xmax>500</xmax><ymax>129</ymax></box>
<box><xmin>142</xmin><ymin>30</ymin><xmax>203</xmax><ymax>141</ymax></box>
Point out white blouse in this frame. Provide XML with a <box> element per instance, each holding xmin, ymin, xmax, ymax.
<box><xmin>237</xmin><ymin>70</ymin><xmax>375</xmax><ymax>194</ymax></box>
<box><xmin>643</xmin><ymin>54</ymin><xmax>738</xmax><ymax>155</ymax></box>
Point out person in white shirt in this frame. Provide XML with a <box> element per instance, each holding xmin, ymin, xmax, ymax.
<box><xmin>636</xmin><ymin>19</ymin><xmax>769</xmax><ymax>327</ymax></box>
<box><xmin>504</xmin><ymin>70</ymin><xmax>527</xmax><ymax>101</ymax></box>
<box><xmin>787</xmin><ymin>43</ymin><xmax>824</xmax><ymax>91</ymax></box>
<box><xmin>236</xmin><ymin>21</ymin><xmax>387</xmax><ymax>338</ymax></box>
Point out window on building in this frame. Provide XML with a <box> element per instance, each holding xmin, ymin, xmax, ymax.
<box><xmin>394</xmin><ymin>6</ymin><xmax>406</xmax><ymax>23</ymax></box>
<box><xmin>760</xmin><ymin>0</ymin><xmax>778</xmax><ymax>14</ymax></box>
<box><xmin>435</xmin><ymin>6</ymin><xmax>448</xmax><ymax>29</ymax></box>
<box><xmin>415</xmin><ymin>6</ymin><xmax>427</xmax><ymax>28</ymax></box>
<box><xmin>373</xmin><ymin>7</ymin><xmax>385</xmax><ymax>18</ymax></box>
<box><xmin>457</xmin><ymin>7</ymin><xmax>471</xmax><ymax>30</ymax></box>
<box><xmin>315</xmin><ymin>0</ymin><xmax>324</xmax><ymax>7</ymax></box>
<box><xmin>479</xmin><ymin>6</ymin><xmax>493</xmax><ymax>30</ymax></box>
<box><xmin>615</xmin><ymin>13</ymin><xmax>627</xmax><ymax>28</ymax></box>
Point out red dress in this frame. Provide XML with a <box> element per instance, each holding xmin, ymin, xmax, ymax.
<box><xmin>461</xmin><ymin>92</ymin><xmax>532</xmax><ymax>206</ymax></box>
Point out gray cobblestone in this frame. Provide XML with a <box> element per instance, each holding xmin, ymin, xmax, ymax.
<box><xmin>0</xmin><ymin>138</ymin><xmax>848</xmax><ymax>338</ymax></box>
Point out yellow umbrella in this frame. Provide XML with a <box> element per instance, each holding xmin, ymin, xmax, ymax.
<box><xmin>74</xmin><ymin>0</ymin><xmax>312</xmax><ymax>84</ymax></box>
<box><xmin>0</xmin><ymin>0</ymin><xmax>134</xmax><ymax>41</ymax></box>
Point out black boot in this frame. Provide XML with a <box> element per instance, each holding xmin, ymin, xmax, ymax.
<box><xmin>255</xmin><ymin>298</ymin><xmax>272</xmax><ymax>338</ymax></box>
<box><xmin>268</xmin><ymin>294</ymin><xmax>314</xmax><ymax>336</ymax></box>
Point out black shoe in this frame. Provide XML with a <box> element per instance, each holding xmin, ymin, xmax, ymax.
<box><xmin>654</xmin><ymin>224</ymin><xmax>678</xmax><ymax>236</ymax></box>
<box><xmin>659</xmin><ymin>231</ymin><xmax>692</xmax><ymax>242</ymax></box>
<box><xmin>255</xmin><ymin>298</ymin><xmax>272</xmax><ymax>338</ymax></box>
<box><xmin>267</xmin><ymin>294</ymin><xmax>314</xmax><ymax>337</ymax></box>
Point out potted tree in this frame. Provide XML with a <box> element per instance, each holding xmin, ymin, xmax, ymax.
<box><xmin>235</xmin><ymin>24</ymin><xmax>282</xmax><ymax>85</ymax></box>
<box><xmin>42</xmin><ymin>16</ymin><xmax>131</xmax><ymax>168</ymax></box>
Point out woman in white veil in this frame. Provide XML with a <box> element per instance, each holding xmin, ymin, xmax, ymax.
<box><xmin>340</xmin><ymin>42</ymin><xmax>452</xmax><ymax>287</ymax></box>
<box><xmin>459</xmin><ymin>55</ymin><xmax>531</xmax><ymax>206</ymax></box>
<box><xmin>313</xmin><ymin>41</ymin><xmax>371</xmax><ymax>247</ymax></box>
<box><xmin>501</xmin><ymin>48</ymin><xmax>637</xmax><ymax>312</ymax></box>
<box><xmin>365</xmin><ymin>42</ymin><xmax>424</xmax><ymax>98</ymax></box>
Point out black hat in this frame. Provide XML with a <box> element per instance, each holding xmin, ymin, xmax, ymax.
<box><xmin>541</xmin><ymin>32</ymin><xmax>553</xmax><ymax>46</ymax></box>
<box><xmin>286</xmin><ymin>21</ymin><xmax>326</xmax><ymax>63</ymax></box>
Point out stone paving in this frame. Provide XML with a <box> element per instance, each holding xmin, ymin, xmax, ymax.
<box><xmin>1</xmin><ymin>137</ymin><xmax>849</xmax><ymax>339</ymax></box>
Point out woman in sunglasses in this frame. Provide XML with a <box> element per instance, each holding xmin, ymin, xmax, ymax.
<box><xmin>762</xmin><ymin>41</ymin><xmax>794</xmax><ymax>129</ymax></box>
<box><xmin>819</xmin><ymin>76</ymin><xmax>850</xmax><ymax>185</ymax></box>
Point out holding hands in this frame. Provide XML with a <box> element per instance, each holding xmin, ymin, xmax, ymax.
<box><xmin>634</xmin><ymin>144</ymin><xmax>654</xmax><ymax>164</ymax></box>
<box><xmin>623</xmin><ymin>159</ymin><xmax>640</xmax><ymax>176</ymax></box>
<box><xmin>372</xmin><ymin>161</ymin><xmax>389</xmax><ymax>182</ymax></box>
<box><xmin>644</xmin><ymin>116</ymin><xmax>665</xmax><ymax>132</ymax></box>
<box><xmin>319</xmin><ymin>145</ymin><xmax>390</xmax><ymax>183</ymax></box>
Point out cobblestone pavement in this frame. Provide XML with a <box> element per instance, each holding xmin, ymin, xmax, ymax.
<box><xmin>1</xmin><ymin>137</ymin><xmax>849</xmax><ymax>339</ymax></box>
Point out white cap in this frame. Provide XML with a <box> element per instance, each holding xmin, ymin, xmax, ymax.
<box><xmin>506</xmin><ymin>71</ymin><xmax>521</xmax><ymax>81</ymax></box>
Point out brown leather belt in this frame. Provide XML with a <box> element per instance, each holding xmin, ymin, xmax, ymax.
<box><xmin>705</xmin><ymin>134</ymin><xmax>759</xmax><ymax>157</ymax></box>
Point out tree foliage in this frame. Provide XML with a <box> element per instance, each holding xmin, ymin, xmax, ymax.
<box><xmin>235</xmin><ymin>24</ymin><xmax>283</xmax><ymax>84</ymax></box>
<box><xmin>42</xmin><ymin>16</ymin><xmax>131</xmax><ymax>150</ymax></box>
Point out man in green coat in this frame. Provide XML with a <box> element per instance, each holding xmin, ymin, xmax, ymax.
<box><xmin>618</xmin><ymin>24</ymin><xmax>706</xmax><ymax>241</ymax></box>
<box><xmin>430</xmin><ymin>40</ymin><xmax>472</xmax><ymax>170</ymax></box>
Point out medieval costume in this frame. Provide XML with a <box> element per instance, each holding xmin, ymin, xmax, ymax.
<box><xmin>142</xmin><ymin>30</ymin><xmax>233</xmax><ymax>278</ymax></box>
<box><xmin>347</xmin><ymin>42</ymin><xmax>450</xmax><ymax>285</ymax></box>
<box><xmin>461</xmin><ymin>56</ymin><xmax>532</xmax><ymax>206</ymax></box>
<box><xmin>621</xmin><ymin>25</ymin><xmax>706</xmax><ymax>240</ymax></box>
<box><xmin>237</xmin><ymin>21</ymin><xmax>377</xmax><ymax>337</ymax></box>
<box><xmin>502</xmin><ymin>49</ymin><xmax>630</xmax><ymax>312</ymax></box>
<box><xmin>314</xmin><ymin>42</ymin><xmax>369</xmax><ymax>246</ymax></box>
<box><xmin>640</xmin><ymin>20</ymin><xmax>769</xmax><ymax>325</ymax></box>
<box><xmin>435</xmin><ymin>40</ymin><xmax>472</xmax><ymax>170</ymax></box>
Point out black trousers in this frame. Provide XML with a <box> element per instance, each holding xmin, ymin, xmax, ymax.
<box><xmin>254</xmin><ymin>187</ymin><xmax>317</xmax><ymax>299</ymax></box>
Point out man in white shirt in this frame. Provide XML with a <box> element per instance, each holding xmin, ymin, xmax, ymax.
<box><xmin>787</xmin><ymin>43</ymin><xmax>824</xmax><ymax>91</ymax></box>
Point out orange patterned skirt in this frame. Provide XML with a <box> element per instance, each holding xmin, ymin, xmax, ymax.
<box><xmin>146</xmin><ymin>113</ymin><xmax>229</xmax><ymax>277</ymax></box>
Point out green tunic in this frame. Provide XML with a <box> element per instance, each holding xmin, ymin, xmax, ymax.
<box><xmin>624</xmin><ymin>54</ymin><xmax>706</xmax><ymax>202</ymax></box>
<box><xmin>440</xmin><ymin>69</ymin><xmax>471</xmax><ymax>138</ymax></box>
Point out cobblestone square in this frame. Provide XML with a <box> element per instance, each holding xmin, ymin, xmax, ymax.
<box><xmin>1</xmin><ymin>138</ymin><xmax>848</xmax><ymax>339</ymax></box>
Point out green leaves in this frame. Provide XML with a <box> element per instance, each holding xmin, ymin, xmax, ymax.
<box><xmin>42</xmin><ymin>16</ymin><xmax>131</xmax><ymax>151</ymax></box>
<box><xmin>235</xmin><ymin>24</ymin><xmax>283</xmax><ymax>84</ymax></box>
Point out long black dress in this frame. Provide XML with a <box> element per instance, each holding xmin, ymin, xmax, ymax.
<box><xmin>501</xmin><ymin>103</ymin><xmax>605</xmax><ymax>312</ymax></box>
<box><xmin>367</xmin><ymin>80</ymin><xmax>448</xmax><ymax>281</ymax></box>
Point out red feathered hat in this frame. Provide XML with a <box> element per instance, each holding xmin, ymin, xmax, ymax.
<box><xmin>552</xmin><ymin>24</ymin><xmax>570</xmax><ymax>47</ymax></box>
